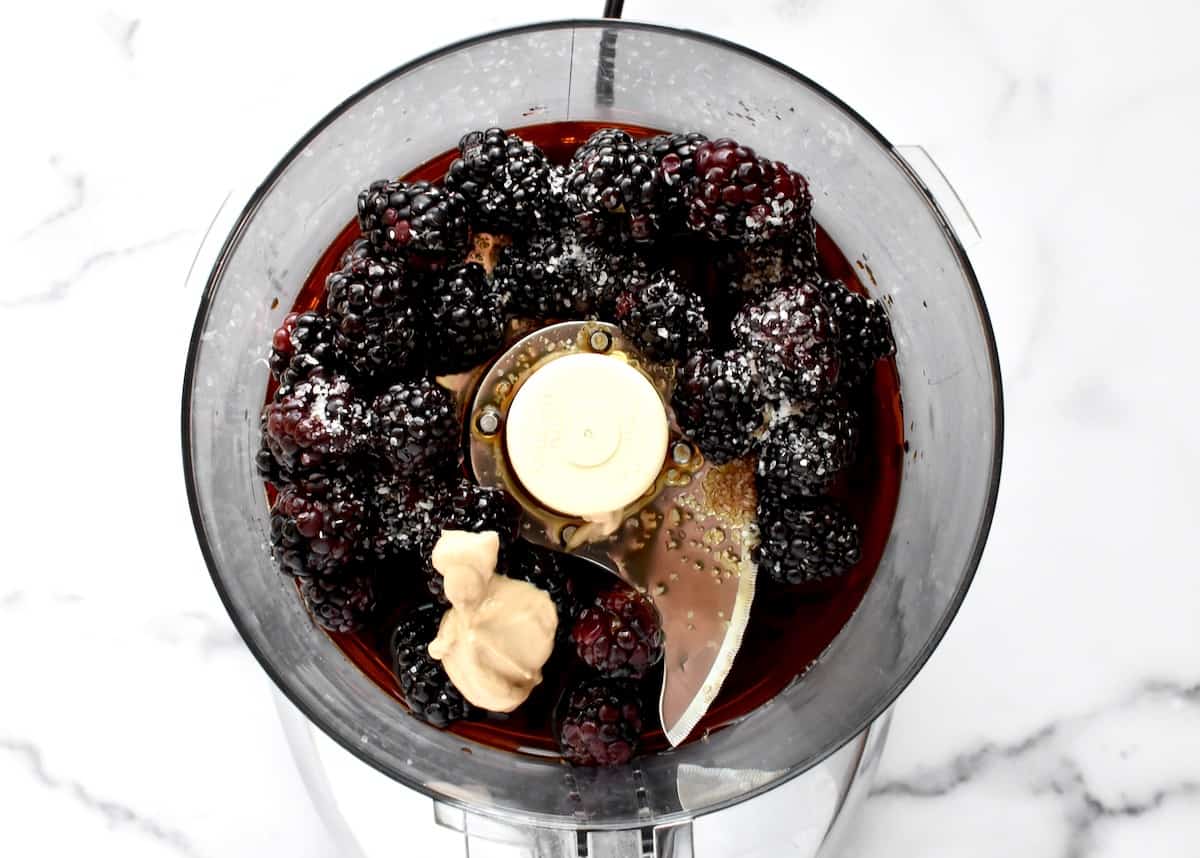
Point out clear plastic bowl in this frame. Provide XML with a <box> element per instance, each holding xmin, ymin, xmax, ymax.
<box><xmin>183</xmin><ymin>18</ymin><xmax>1002</xmax><ymax>838</ymax></box>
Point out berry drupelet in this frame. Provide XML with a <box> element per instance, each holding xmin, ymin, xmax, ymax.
<box><xmin>756</xmin><ymin>402</ymin><xmax>859</xmax><ymax>499</ymax></box>
<box><xmin>357</xmin><ymin>179</ymin><xmax>469</xmax><ymax>261</ymax></box>
<box><xmin>643</xmin><ymin>131</ymin><xmax>708</xmax><ymax>223</ymax></box>
<box><xmin>564</xmin><ymin>128</ymin><xmax>663</xmax><ymax>242</ymax></box>
<box><xmin>719</xmin><ymin>226</ymin><xmax>821</xmax><ymax>301</ymax></box>
<box><xmin>392</xmin><ymin>604</ymin><xmax>472</xmax><ymax>727</ymax></box>
<box><xmin>672</xmin><ymin>349</ymin><xmax>767</xmax><ymax>464</ymax></box>
<box><xmin>301</xmin><ymin>571</ymin><xmax>376</xmax><ymax>633</ymax></box>
<box><xmin>269</xmin><ymin>311</ymin><xmax>340</xmax><ymax>387</ymax></box>
<box><xmin>371</xmin><ymin>377</ymin><xmax>460</xmax><ymax>478</ymax></box>
<box><xmin>368</xmin><ymin>477</ymin><xmax>447</xmax><ymax>560</ymax></box>
<box><xmin>556</xmin><ymin>679</ymin><xmax>645</xmax><ymax>767</ymax></box>
<box><xmin>423</xmin><ymin>263</ymin><xmax>506</xmax><ymax>374</ymax></box>
<box><xmin>269</xmin><ymin>472</ymin><xmax>368</xmax><ymax>579</ymax></box>
<box><xmin>571</xmin><ymin>586</ymin><xmax>664</xmax><ymax>679</ymax></box>
<box><xmin>262</xmin><ymin>370</ymin><xmax>368</xmax><ymax>474</ymax></box>
<box><xmin>445</xmin><ymin>128</ymin><xmax>561</xmax><ymax>233</ymax></box>
<box><xmin>685</xmin><ymin>138</ymin><xmax>812</xmax><ymax>244</ymax></box>
<box><xmin>614</xmin><ymin>269</ymin><xmax>711</xmax><ymax>363</ymax></box>
<box><xmin>325</xmin><ymin>254</ymin><xmax>421</xmax><ymax>383</ymax></box>
<box><xmin>732</xmin><ymin>280</ymin><xmax>841</xmax><ymax>402</ymax></box>
<box><xmin>494</xmin><ymin>228</ymin><xmax>636</xmax><ymax>320</ymax></box>
<box><xmin>754</xmin><ymin>498</ymin><xmax>861</xmax><ymax>585</ymax></box>
<box><xmin>814</xmin><ymin>278</ymin><xmax>896</xmax><ymax>389</ymax></box>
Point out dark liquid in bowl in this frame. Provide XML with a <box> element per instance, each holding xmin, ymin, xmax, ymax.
<box><xmin>272</xmin><ymin>121</ymin><xmax>904</xmax><ymax>757</ymax></box>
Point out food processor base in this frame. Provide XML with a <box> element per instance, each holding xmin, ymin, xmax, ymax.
<box><xmin>275</xmin><ymin>690</ymin><xmax>891</xmax><ymax>858</ymax></box>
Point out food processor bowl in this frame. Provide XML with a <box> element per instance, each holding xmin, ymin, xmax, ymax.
<box><xmin>183</xmin><ymin>19</ymin><xmax>1002</xmax><ymax>856</ymax></box>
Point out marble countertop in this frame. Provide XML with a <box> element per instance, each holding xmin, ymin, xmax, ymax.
<box><xmin>3</xmin><ymin>0</ymin><xmax>1198</xmax><ymax>855</ymax></box>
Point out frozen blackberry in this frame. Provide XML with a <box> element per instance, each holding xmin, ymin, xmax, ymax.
<box><xmin>338</xmin><ymin>237</ymin><xmax>375</xmax><ymax>268</ymax></box>
<box><xmin>614</xmin><ymin>269</ymin><xmax>710</xmax><ymax>363</ymax></box>
<box><xmin>256</xmin><ymin>426</ymin><xmax>288</xmax><ymax>487</ymax></box>
<box><xmin>719</xmin><ymin>223</ymin><xmax>820</xmax><ymax>301</ymax></box>
<box><xmin>445</xmin><ymin>128</ymin><xmax>561</xmax><ymax>233</ymax></box>
<box><xmin>571</xmin><ymin>586</ymin><xmax>664</xmax><ymax>679</ymax></box>
<box><xmin>371</xmin><ymin>377</ymin><xmax>460</xmax><ymax>477</ymax></box>
<box><xmin>757</xmin><ymin>403</ymin><xmax>859</xmax><ymax>499</ymax></box>
<box><xmin>392</xmin><ymin>604</ymin><xmax>472</xmax><ymax>726</ymax></box>
<box><xmin>262</xmin><ymin>370</ymin><xmax>368</xmax><ymax>474</ymax></box>
<box><xmin>815</xmin><ymin>278</ymin><xmax>896</xmax><ymax>388</ymax></box>
<box><xmin>357</xmin><ymin>179</ymin><xmax>469</xmax><ymax>261</ymax></box>
<box><xmin>494</xmin><ymin>229</ymin><xmax>637</xmax><ymax>320</ymax></box>
<box><xmin>732</xmin><ymin>281</ymin><xmax>841</xmax><ymax>401</ymax></box>
<box><xmin>325</xmin><ymin>255</ymin><xmax>421</xmax><ymax>382</ymax></box>
<box><xmin>556</xmin><ymin>679</ymin><xmax>644</xmax><ymax>767</ymax></box>
<box><xmin>672</xmin><ymin>349</ymin><xmax>767</xmax><ymax>464</ymax></box>
<box><xmin>564</xmin><ymin>128</ymin><xmax>663</xmax><ymax>242</ymax></box>
<box><xmin>755</xmin><ymin>498</ymin><xmax>860</xmax><ymax>584</ymax></box>
<box><xmin>270</xmin><ymin>473</ymin><xmax>368</xmax><ymax>578</ymax></box>
<box><xmin>686</xmin><ymin>138</ymin><xmax>812</xmax><ymax>244</ymax></box>
<box><xmin>643</xmin><ymin>131</ymin><xmax>708</xmax><ymax>221</ymax></box>
<box><xmin>425</xmin><ymin>479</ymin><xmax>521</xmax><ymax>601</ymax></box>
<box><xmin>301</xmin><ymin>571</ymin><xmax>375</xmax><ymax>632</ymax></box>
<box><xmin>369</xmin><ymin>477</ymin><xmax>447</xmax><ymax>560</ymax></box>
<box><xmin>270</xmin><ymin>311</ymin><xmax>340</xmax><ymax>387</ymax></box>
<box><xmin>508</xmin><ymin>544</ymin><xmax>581</xmax><ymax>637</ymax></box>
<box><xmin>423</xmin><ymin>263</ymin><xmax>505</xmax><ymax>374</ymax></box>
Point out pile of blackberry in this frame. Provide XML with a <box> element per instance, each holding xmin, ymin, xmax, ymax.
<box><xmin>257</xmin><ymin>124</ymin><xmax>896</xmax><ymax>766</ymax></box>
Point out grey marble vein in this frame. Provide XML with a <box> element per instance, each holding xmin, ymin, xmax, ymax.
<box><xmin>1</xmin><ymin>737</ymin><xmax>202</xmax><ymax>857</ymax></box>
<box><xmin>871</xmin><ymin>723</ymin><xmax>1058</xmax><ymax>799</ymax></box>
<box><xmin>1</xmin><ymin>230</ymin><xmax>191</xmax><ymax>309</ymax></box>
<box><xmin>871</xmin><ymin>679</ymin><xmax>1200</xmax><ymax>855</ymax></box>
<box><xmin>19</xmin><ymin>157</ymin><xmax>86</xmax><ymax>240</ymax></box>
<box><xmin>874</xmin><ymin>679</ymin><xmax>1200</xmax><ymax>800</ymax></box>
<box><xmin>1046</xmin><ymin>761</ymin><xmax>1200</xmax><ymax>858</ymax></box>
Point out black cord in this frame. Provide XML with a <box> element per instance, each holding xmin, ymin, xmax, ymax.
<box><xmin>603</xmin><ymin>0</ymin><xmax>624</xmax><ymax>18</ymax></box>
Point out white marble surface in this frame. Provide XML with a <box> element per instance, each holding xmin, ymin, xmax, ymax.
<box><xmin>3</xmin><ymin>0</ymin><xmax>1199</xmax><ymax>855</ymax></box>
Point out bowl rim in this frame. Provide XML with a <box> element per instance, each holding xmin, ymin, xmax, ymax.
<box><xmin>181</xmin><ymin>17</ymin><xmax>1004</xmax><ymax>826</ymax></box>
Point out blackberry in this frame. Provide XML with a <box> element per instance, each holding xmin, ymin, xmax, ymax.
<box><xmin>270</xmin><ymin>473</ymin><xmax>368</xmax><ymax>578</ymax></box>
<box><xmin>425</xmin><ymin>479</ymin><xmax>521</xmax><ymax>601</ymax></box>
<box><xmin>814</xmin><ymin>278</ymin><xmax>896</xmax><ymax>388</ymax></box>
<box><xmin>301</xmin><ymin>571</ymin><xmax>375</xmax><ymax>632</ymax></box>
<box><xmin>325</xmin><ymin>255</ymin><xmax>421</xmax><ymax>382</ymax></box>
<box><xmin>357</xmin><ymin>179</ymin><xmax>469</xmax><ymax>261</ymax></box>
<box><xmin>614</xmin><ymin>269</ymin><xmax>710</xmax><ymax>363</ymax></box>
<box><xmin>643</xmin><ymin>131</ymin><xmax>708</xmax><ymax>221</ymax></box>
<box><xmin>369</xmin><ymin>477</ymin><xmax>447</xmax><ymax>560</ymax></box>
<box><xmin>686</xmin><ymin>138</ymin><xmax>812</xmax><ymax>244</ymax></box>
<box><xmin>262</xmin><ymin>370</ymin><xmax>368</xmax><ymax>474</ymax></box>
<box><xmin>756</xmin><ymin>402</ymin><xmax>859</xmax><ymax>499</ymax></box>
<box><xmin>392</xmin><ymin>604</ymin><xmax>472</xmax><ymax>726</ymax></box>
<box><xmin>508</xmin><ymin>544</ymin><xmax>581</xmax><ymax>637</ymax></box>
<box><xmin>270</xmin><ymin>311</ymin><xmax>340</xmax><ymax>387</ymax></box>
<box><xmin>732</xmin><ymin>281</ymin><xmax>841</xmax><ymax>402</ymax></box>
<box><xmin>423</xmin><ymin>263</ymin><xmax>506</xmax><ymax>374</ymax></box>
<box><xmin>564</xmin><ymin>128</ymin><xmax>663</xmax><ymax>242</ymax></box>
<box><xmin>338</xmin><ymin>237</ymin><xmax>375</xmax><ymax>268</ymax></box>
<box><xmin>494</xmin><ymin>228</ymin><xmax>637</xmax><ymax>320</ymax></box>
<box><xmin>672</xmin><ymin>349</ymin><xmax>767</xmax><ymax>464</ymax></box>
<box><xmin>371</xmin><ymin>377</ymin><xmax>460</xmax><ymax>477</ymax></box>
<box><xmin>754</xmin><ymin>498</ymin><xmax>860</xmax><ymax>584</ymax></box>
<box><xmin>445</xmin><ymin>128</ymin><xmax>561</xmax><ymax>233</ymax></box>
<box><xmin>556</xmin><ymin>679</ymin><xmax>644</xmax><ymax>767</ymax></box>
<box><xmin>571</xmin><ymin>586</ymin><xmax>664</xmax><ymax>679</ymax></box>
<box><xmin>719</xmin><ymin>223</ymin><xmax>820</xmax><ymax>301</ymax></box>
<box><xmin>256</xmin><ymin>430</ymin><xmax>288</xmax><ymax>488</ymax></box>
